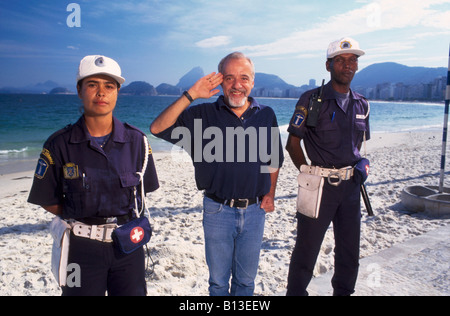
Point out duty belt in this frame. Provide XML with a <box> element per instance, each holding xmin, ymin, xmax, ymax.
<box><xmin>67</xmin><ymin>214</ymin><xmax>134</xmax><ymax>243</ymax></box>
<box><xmin>301</xmin><ymin>165</ymin><xmax>354</xmax><ymax>187</ymax></box>
<box><xmin>70</xmin><ymin>221</ymin><xmax>117</xmax><ymax>243</ymax></box>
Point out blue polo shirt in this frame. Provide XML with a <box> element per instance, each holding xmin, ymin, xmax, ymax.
<box><xmin>288</xmin><ymin>82</ymin><xmax>370</xmax><ymax>169</ymax></box>
<box><xmin>153</xmin><ymin>96</ymin><xmax>284</xmax><ymax>200</ymax></box>
<box><xmin>28</xmin><ymin>116</ymin><xmax>159</xmax><ymax>220</ymax></box>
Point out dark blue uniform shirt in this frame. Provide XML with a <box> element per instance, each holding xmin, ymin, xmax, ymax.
<box><xmin>28</xmin><ymin>116</ymin><xmax>159</xmax><ymax>220</ymax></box>
<box><xmin>153</xmin><ymin>96</ymin><xmax>284</xmax><ymax>200</ymax></box>
<box><xmin>288</xmin><ymin>82</ymin><xmax>370</xmax><ymax>169</ymax></box>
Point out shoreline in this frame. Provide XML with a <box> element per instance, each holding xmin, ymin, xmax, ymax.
<box><xmin>1</xmin><ymin>130</ymin><xmax>449</xmax><ymax>296</ymax></box>
<box><xmin>0</xmin><ymin>128</ymin><xmax>445</xmax><ymax>176</ymax></box>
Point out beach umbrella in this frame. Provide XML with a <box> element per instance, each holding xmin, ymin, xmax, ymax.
<box><xmin>439</xmin><ymin>45</ymin><xmax>450</xmax><ymax>193</ymax></box>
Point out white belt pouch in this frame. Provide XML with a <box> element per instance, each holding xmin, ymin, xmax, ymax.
<box><xmin>297</xmin><ymin>166</ymin><xmax>325</xmax><ymax>219</ymax></box>
<box><xmin>50</xmin><ymin>217</ymin><xmax>71</xmax><ymax>287</ymax></box>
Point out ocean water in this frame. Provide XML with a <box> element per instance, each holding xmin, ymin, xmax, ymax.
<box><xmin>0</xmin><ymin>94</ymin><xmax>445</xmax><ymax>173</ymax></box>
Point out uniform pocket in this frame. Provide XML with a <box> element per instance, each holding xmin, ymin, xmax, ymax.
<box><xmin>118</xmin><ymin>173</ymin><xmax>141</xmax><ymax>210</ymax></box>
<box><xmin>119</xmin><ymin>173</ymin><xmax>141</xmax><ymax>188</ymax></box>
<box><xmin>355</xmin><ymin>120</ymin><xmax>367</xmax><ymax>132</ymax></box>
<box><xmin>63</xmin><ymin>178</ymin><xmax>90</xmax><ymax>218</ymax></box>
<box><xmin>316</xmin><ymin>119</ymin><xmax>340</xmax><ymax>149</ymax></box>
<box><xmin>355</xmin><ymin>120</ymin><xmax>368</xmax><ymax>145</ymax></box>
<box><xmin>63</xmin><ymin>178</ymin><xmax>86</xmax><ymax>193</ymax></box>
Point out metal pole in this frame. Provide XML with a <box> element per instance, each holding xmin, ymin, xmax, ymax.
<box><xmin>439</xmin><ymin>44</ymin><xmax>450</xmax><ymax>193</ymax></box>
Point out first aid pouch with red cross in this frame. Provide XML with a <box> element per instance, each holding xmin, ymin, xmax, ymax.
<box><xmin>112</xmin><ymin>216</ymin><xmax>152</xmax><ymax>254</ymax></box>
<box><xmin>112</xmin><ymin>135</ymin><xmax>153</xmax><ymax>255</ymax></box>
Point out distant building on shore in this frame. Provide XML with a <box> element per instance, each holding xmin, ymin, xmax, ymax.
<box><xmin>354</xmin><ymin>76</ymin><xmax>446</xmax><ymax>102</ymax></box>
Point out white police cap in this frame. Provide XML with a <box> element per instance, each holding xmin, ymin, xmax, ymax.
<box><xmin>327</xmin><ymin>37</ymin><xmax>365</xmax><ymax>59</ymax></box>
<box><xmin>77</xmin><ymin>55</ymin><xmax>125</xmax><ymax>85</ymax></box>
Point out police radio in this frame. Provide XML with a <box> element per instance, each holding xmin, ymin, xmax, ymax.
<box><xmin>306</xmin><ymin>80</ymin><xmax>325</xmax><ymax>128</ymax></box>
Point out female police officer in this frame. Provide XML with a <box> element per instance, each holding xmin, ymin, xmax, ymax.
<box><xmin>28</xmin><ymin>55</ymin><xmax>159</xmax><ymax>296</ymax></box>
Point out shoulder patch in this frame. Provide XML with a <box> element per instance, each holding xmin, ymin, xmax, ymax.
<box><xmin>34</xmin><ymin>158</ymin><xmax>49</xmax><ymax>179</ymax></box>
<box><xmin>290</xmin><ymin>106</ymin><xmax>308</xmax><ymax>129</ymax></box>
<box><xmin>148</xmin><ymin>144</ymin><xmax>153</xmax><ymax>155</ymax></box>
<box><xmin>41</xmin><ymin>148</ymin><xmax>55</xmax><ymax>165</ymax></box>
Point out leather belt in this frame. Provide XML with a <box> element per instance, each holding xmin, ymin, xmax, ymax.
<box><xmin>70</xmin><ymin>221</ymin><xmax>117</xmax><ymax>243</ymax></box>
<box><xmin>205</xmin><ymin>193</ymin><xmax>263</xmax><ymax>209</ymax></box>
<box><xmin>301</xmin><ymin>165</ymin><xmax>354</xmax><ymax>187</ymax></box>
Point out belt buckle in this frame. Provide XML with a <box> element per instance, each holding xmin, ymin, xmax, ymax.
<box><xmin>106</xmin><ymin>217</ymin><xmax>117</xmax><ymax>224</ymax></box>
<box><xmin>102</xmin><ymin>224</ymin><xmax>117</xmax><ymax>243</ymax></box>
<box><xmin>344</xmin><ymin>167</ymin><xmax>353</xmax><ymax>180</ymax></box>
<box><xmin>328</xmin><ymin>171</ymin><xmax>342</xmax><ymax>187</ymax></box>
<box><xmin>230</xmin><ymin>199</ymin><xmax>250</xmax><ymax>209</ymax></box>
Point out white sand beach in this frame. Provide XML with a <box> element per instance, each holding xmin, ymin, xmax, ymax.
<box><xmin>0</xmin><ymin>131</ymin><xmax>449</xmax><ymax>296</ymax></box>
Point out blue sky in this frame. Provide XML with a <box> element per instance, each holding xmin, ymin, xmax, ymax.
<box><xmin>1</xmin><ymin>0</ymin><xmax>449</xmax><ymax>89</ymax></box>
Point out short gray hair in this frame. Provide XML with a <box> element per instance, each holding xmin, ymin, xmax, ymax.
<box><xmin>218</xmin><ymin>52</ymin><xmax>255</xmax><ymax>79</ymax></box>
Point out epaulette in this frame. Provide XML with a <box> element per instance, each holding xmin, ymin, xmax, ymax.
<box><xmin>124</xmin><ymin>122</ymin><xmax>146</xmax><ymax>137</ymax></box>
<box><xmin>361</xmin><ymin>96</ymin><xmax>370</xmax><ymax>109</ymax></box>
<box><xmin>124</xmin><ymin>122</ymin><xmax>154</xmax><ymax>156</ymax></box>
<box><xmin>44</xmin><ymin>124</ymin><xmax>73</xmax><ymax>145</ymax></box>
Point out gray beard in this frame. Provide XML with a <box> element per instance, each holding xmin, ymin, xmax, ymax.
<box><xmin>228</xmin><ymin>96</ymin><xmax>247</xmax><ymax>109</ymax></box>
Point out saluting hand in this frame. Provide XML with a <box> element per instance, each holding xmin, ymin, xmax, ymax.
<box><xmin>187</xmin><ymin>72</ymin><xmax>223</xmax><ymax>101</ymax></box>
<box><xmin>150</xmin><ymin>72</ymin><xmax>224</xmax><ymax>135</ymax></box>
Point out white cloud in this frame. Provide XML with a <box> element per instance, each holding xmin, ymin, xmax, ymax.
<box><xmin>233</xmin><ymin>0</ymin><xmax>450</xmax><ymax>58</ymax></box>
<box><xmin>364</xmin><ymin>41</ymin><xmax>416</xmax><ymax>55</ymax></box>
<box><xmin>421</xmin><ymin>10</ymin><xmax>450</xmax><ymax>29</ymax></box>
<box><xmin>233</xmin><ymin>5</ymin><xmax>370</xmax><ymax>57</ymax></box>
<box><xmin>374</xmin><ymin>0</ymin><xmax>450</xmax><ymax>29</ymax></box>
<box><xmin>195</xmin><ymin>36</ymin><xmax>232</xmax><ymax>48</ymax></box>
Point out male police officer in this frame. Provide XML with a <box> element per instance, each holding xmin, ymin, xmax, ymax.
<box><xmin>151</xmin><ymin>52</ymin><xmax>284</xmax><ymax>296</ymax></box>
<box><xmin>28</xmin><ymin>55</ymin><xmax>159</xmax><ymax>296</ymax></box>
<box><xmin>286</xmin><ymin>38</ymin><xmax>370</xmax><ymax>296</ymax></box>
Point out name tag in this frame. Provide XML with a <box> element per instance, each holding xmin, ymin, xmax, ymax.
<box><xmin>356</xmin><ymin>114</ymin><xmax>366</xmax><ymax>120</ymax></box>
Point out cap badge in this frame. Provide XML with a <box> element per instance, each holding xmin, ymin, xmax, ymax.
<box><xmin>340</xmin><ymin>41</ymin><xmax>352</xmax><ymax>50</ymax></box>
<box><xmin>95</xmin><ymin>57</ymin><xmax>105</xmax><ymax>67</ymax></box>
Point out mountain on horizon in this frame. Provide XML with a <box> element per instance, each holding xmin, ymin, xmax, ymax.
<box><xmin>0</xmin><ymin>80</ymin><xmax>73</xmax><ymax>94</ymax></box>
<box><xmin>353</xmin><ymin>62</ymin><xmax>447</xmax><ymax>89</ymax></box>
<box><xmin>0</xmin><ymin>62</ymin><xmax>447</xmax><ymax>97</ymax></box>
<box><xmin>254</xmin><ymin>73</ymin><xmax>296</xmax><ymax>90</ymax></box>
<box><xmin>176</xmin><ymin>67</ymin><xmax>205</xmax><ymax>91</ymax></box>
<box><xmin>119</xmin><ymin>81</ymin><xmax>157</xmax><ymax>96</ymax></box>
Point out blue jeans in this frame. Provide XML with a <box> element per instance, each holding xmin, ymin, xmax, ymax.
<box><xmin>203</xmin><ymin>197</ymin><xmax>266</xmax><ymax>296</ymax></box>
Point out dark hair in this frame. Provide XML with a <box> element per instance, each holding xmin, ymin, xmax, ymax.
<box><xmin>76</xmin><ymin>78</ymin><xmax>120</xmax><ymax>93</ymax></box>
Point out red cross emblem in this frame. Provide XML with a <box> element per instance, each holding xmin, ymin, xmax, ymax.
<box><xmin>130</xmin><ymin>227</ymin><xmax>144</xmax><ymax>244</ymax></box>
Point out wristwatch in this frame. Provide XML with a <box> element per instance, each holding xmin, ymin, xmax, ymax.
<box><xmin>183</xmin><ymin>91</ymin><xmax>194</xmax><ymax>103</ymax></box>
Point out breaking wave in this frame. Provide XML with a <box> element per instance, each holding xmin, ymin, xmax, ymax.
<box><xmin>0</xmin><ymin>147</ymin><xmax>29</xmax><ymax>155</ymax></box>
